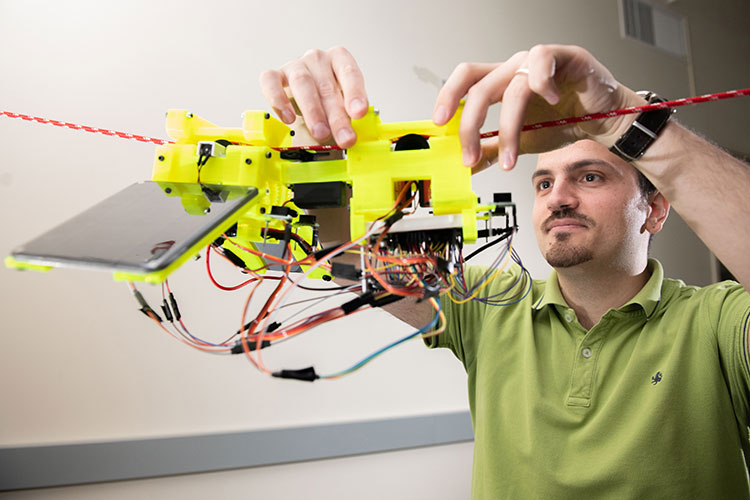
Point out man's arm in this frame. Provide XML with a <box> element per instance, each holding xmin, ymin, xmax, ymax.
<box><xmin>327</xmin><ymin>249</ymin><xmax>436</xmax><ymax>330</ymax></box>
<box><xmin>635</xmin><ymin>123</ymin><xmax>750</xmax><ymax>290</ymax></box>
<box><xmin>432</xmin><ymin>44</ymin><xmax>750</xmax><ymax>290</ymax></box>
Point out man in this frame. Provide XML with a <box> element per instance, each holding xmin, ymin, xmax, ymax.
<box><xmin>261</xmin><ymin>45</ymin><xmax>750</xmax><ymax>498</ymax></box>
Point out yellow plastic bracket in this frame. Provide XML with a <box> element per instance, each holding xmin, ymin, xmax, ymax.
<box><xmin>4</xmin><ymin>256</ymin><xmax>53</xmax><ymax>273</ymax></box>
<box><xmin>345</xmin><ymin>104</ymin><xmax>478</xmax><ymax>242</ymax></box>
<box><xmin>152</xmin><ymin>109</ymin><xmax>329</xmax><ymax>279</ymax></box>
<box><xmin>280</xmin><ymin>104</ymin><xmax>478</xmax><ymax>243</ymax></box>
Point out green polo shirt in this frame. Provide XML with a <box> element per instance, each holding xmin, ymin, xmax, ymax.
<box><xmin>430</xmin><ymin>259</ymin><xmax>750</xmax><ymax>499</ymax></box>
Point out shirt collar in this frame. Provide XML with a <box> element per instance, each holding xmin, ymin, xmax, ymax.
<box><xmin>532</xmin><ymin>259</ymin><xmax>664</xmax><ymax>317</ymax></box>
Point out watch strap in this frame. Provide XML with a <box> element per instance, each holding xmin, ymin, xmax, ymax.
<box><xmin>609</xmin><ymin>91</ymin><xmax>675</xmax><ymax>162</ymax></box>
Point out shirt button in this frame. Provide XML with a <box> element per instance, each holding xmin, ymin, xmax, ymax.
<box><xmin>564</xmin><ymin>312</ymin><xmax>574</xmax><ymax>322</ymax></box>
<box><xmin>582</xmin><ymin>348</ymin><xmax>593</xmax><ymax>358</ymax></box>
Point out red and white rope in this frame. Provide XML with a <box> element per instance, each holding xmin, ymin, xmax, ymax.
<box><xmin>480</xmin><ymin>87</ymin><xmax>750</xmax><ymax>138</ymax></box>
<box><xmin>1</xmin><ymin>87</ymin><xmax>748</xmax><ymax>150</ymax></box>
<box><xmin>0</xmin><ymin>111</ymin><xmax>170</xmax><ymax>145</ymax></box>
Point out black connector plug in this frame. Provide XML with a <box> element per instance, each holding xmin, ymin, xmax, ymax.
<box><xmin>272</xmin><ymin>367</ymin><xmax>319</xmax><ymax>382</ymax></box>
<box><xmin>341</xmin><ymin>291</ymin><xmax>374</xmax><ymax>315</ymax></box>
<box><xmin>132</xmin><ymin>289</ymin><xmax>162</xmax><ymax>322</ymax></box>
<box><xmin>169</xmin><ymin>292</ymin><xmax>182</xmax><ymax>321</ymax></box>
<box><xmin>384</xmin><ymin>210</ymin><xmax>404</xmax><ymax>228</ymax></box>
<box><xmin>313</xmin><ymin>242</ymin><xmax>345</xmax><ymax>261</ymax></box>
<box><xmin>161</xmin><ymin>300</ymin><xmax>174</xmax><ymax>322</ymax></box>
<box><xmin>270</xmin><ymin>205</ymin><xmax>298</xmax><ymax>219</ymax></box>
<box><xmin>371</xmin><ymin>293</ymin><xmax>405</xmax><ymax>308</ymax></box>
<box><xmin>230</xmin><ymin>339</ymin><xmax>271</xmax><ymax>354</ymax></box>
<box><xmin>436</xmin><ymin>257</ymin><xmax>455</xmax><ymax>274</ymax></box>
<box><xmin>221</xmin><ymin>248</ymin><xmax>247</xmax><ymax>269</ymax></box>
<box><xmin>140</xmin><ymin>306</ymin><xmax>163</xmax><ymax>322</ymax></box>
<box><xmin>331</xmin><ymin>262</ymin><xmax>360</xmax><ymax>281</ymax></box>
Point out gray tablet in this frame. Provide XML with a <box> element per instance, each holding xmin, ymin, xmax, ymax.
<box><xmin>8</xmin><ymin>181</ymin><xmax>258</xmax><ymax>282</ymax></box>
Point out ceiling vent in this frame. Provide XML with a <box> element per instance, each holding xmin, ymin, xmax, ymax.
<box><xmin>620</xmin><ymin>0</ymin><xmax>688</xmax><ymax>57</ymax></box>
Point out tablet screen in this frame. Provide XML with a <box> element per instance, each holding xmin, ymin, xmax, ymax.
<box><xmin>11</xmin><ymin>181</ymin><xmax>258</xmax><ymax>275</ymax></box>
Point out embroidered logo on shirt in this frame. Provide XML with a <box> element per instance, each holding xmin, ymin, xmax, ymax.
<box><xmin>651</xmin><ymin>371</ymin><xmax>663</xmax><ymax>385</ymax></box>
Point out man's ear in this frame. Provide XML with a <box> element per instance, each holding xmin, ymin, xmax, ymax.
<box><xmin>645</xmin><ymin>191</ymin><xmax>670</xmax><ymax>235</ymax></box>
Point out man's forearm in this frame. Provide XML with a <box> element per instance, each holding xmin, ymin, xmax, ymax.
<box><xmin>635</xmin><ymin>121</ymin><xmax>750</xmax><ymax>289</ymax></box>
<box><xmin>328</xmin><ymin>250</ymin><xmax>436</xmax><ymax>330</ymax></box>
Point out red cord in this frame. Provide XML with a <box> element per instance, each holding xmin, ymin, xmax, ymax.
<box><xmin>2</xmin><ymin>88</ymin><xmax>747</xmax><ymax>150</ymax></box>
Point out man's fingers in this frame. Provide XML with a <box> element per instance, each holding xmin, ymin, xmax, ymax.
<box><xmin>329</xmin><ymin>46</ymin><xmax>369</xmax><ymax>119</ymax></box>
<box><xmin>307</xmin><ymin>60</ymin><xmax>356</xmax><ymax>147</ymax></box>
<box><xmin>259</xmin><ymin>69</ymin><xmax>296</xmax><ymax>124</ymax></box>
<box><xmin>434</xmin><ymin>62</ymin><xmax>501</xmax><ymax>126</ymax></box>
<box><xmin>282</xmin><ymin>59</ymin><xmax>331</xmax><ymax>141</ymax></box>
<box><xmin>525</xmin><ymin>47</ymin><xmax>559</xmax><ymax>105</ymax></box>
<box><xmin>278</xmin><ymin>48</ymin><xmax>366</xmax><ymax>148</ymax></box>
<box><xmin>457</xmin><ymin>55</ymin><xmax>528</xmax><ymax>166</ymax></box>
<box><xmin>497</xmin><ymin>72</ymin><xmax>536</xmax><ymax>170</ymax></box>
<box><xmin>470</xmin><ymin>138</ymin><xmax>500</xmax><ymax>175</ymax></box>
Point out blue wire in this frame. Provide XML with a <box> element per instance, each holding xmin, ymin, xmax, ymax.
<box><xmin>320</xmin><ymin>298</ymin><xmax>441</xmax><ymax>379</ymax></box>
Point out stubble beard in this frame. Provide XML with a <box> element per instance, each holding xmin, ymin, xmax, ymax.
<box><xmin>544</xmin><ymin>232</ymin><xmax>594</xmax><ymax>268</ymax></box>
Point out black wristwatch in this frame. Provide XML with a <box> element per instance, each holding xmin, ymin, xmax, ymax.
<box><xmin>609</xmin><ymin>91</ymin><xmax>675</xmax><ymax>162</ymax></box>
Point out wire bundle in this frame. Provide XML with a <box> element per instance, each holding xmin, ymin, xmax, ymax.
<box><xmin>129</xmin><ymin>182</ymin><xmax>531</xmax><ymax>381</ymax></box>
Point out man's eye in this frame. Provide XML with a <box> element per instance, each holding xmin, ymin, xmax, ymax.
<box><xmin>584</xmin><ymin>173</ymin><xmax>599</xmax><ymax>182</ymax></box>
<box><xmin>538</xmin><ymin>180</ymin><xmax>551</xmax><ymax>190</ymax></box>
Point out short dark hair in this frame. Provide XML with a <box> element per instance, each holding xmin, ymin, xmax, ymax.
<box><xmin>636</xmin><ymin>169</ymin><xmax>657</xmax><ymax>200</ymax></box>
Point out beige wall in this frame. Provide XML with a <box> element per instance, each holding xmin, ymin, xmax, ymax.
<box><xmin>1</xmin><ymin>0</ymin><xmax>747</xmax><ymax>497</ymax></box>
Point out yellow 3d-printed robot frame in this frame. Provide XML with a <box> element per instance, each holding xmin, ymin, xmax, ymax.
<box><xmin>152</xmin><ymin>105</ymin><xmax>480</xmax><ymax>277</ymax></box>
<box><xmin>6</xmin><ymin>105</ymin><xmax>508</xmax><ymax>284</ymax></box>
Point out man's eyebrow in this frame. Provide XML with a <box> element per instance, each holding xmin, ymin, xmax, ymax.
<box><xmin>531</xmin><ymin>159</ymin><xmax>618</xmax><ymax>181</ymax></box>
<box><xmin>531</xmin><ymin>169</ymin><xmax>551</xmax><ymax>181</ymax></box>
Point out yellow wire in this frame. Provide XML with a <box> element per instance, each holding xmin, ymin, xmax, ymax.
<box><xmin>449</xmin><ymin>241</ymin><xmax>514</xmax><ymax>304</ymax></box>
<box><xmin>420</xmin><ymin>297</ymin><xmax>446</xmax><ymax>338</ymax></box>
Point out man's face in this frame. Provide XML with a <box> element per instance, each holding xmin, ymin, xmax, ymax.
<box><xmin>531</xmin><ymin>140</ymin><xmax>650</xmax><ymax>271</ymax></box>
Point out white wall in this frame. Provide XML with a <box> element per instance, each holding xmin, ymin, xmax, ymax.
<box><xmin>1</xmin><ymin>0</ymin><xmax>748</xmax><ymax>498</ymax></box>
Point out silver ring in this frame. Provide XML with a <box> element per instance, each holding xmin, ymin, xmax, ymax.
<box><xmin>514</xmin><ymin>67</ymin><xmax>530</xmax><ymax>76</ymax></box>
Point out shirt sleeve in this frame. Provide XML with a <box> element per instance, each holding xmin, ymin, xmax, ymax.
<box><xmin>424</xmin><ymin>264</ymin><xmax>524</xmax><ymax>371</ymax></box>
<box><xmin>711</xmin><ymin>282</ymin><xmax>750</xmax><ymax>429</ymax></box>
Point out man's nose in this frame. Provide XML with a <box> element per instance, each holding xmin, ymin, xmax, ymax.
<box><xmin>546</xmin><ymin>180</ymin><xmax>579</xmax><ymax>211</ymax></box>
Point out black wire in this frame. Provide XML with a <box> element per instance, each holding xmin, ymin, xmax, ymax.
<box><xmin>294</xmin><ymin>283</ymin><xmax>358</xmax><ymax>291</ymax></box>
<box><xmin>464</xmin><ymin>229</ymin><xmax>513</xmax><ymax>262</ymax></box>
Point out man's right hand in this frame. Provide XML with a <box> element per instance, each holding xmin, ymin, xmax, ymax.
<box><xmin>259</xmin><ymin>46</ymin><xmax>369</xmax><ymax>149</ymax></box>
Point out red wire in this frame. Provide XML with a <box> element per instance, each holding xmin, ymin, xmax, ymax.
<box><xmin>205</xmin><ymin>245</ymin><xmax>265</xmax><ymax>291</ymax></box>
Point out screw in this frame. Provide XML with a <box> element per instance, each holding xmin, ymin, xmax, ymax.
<box><xmin>186</xmin><ymin>112</ymin><xmax>193</xmax><ymax>118</ymax></box>
<box><xmin>158</xmin><ymin>155</ymin><xmax>165</xmax><ymax>161</ymax></box>
<box><xmin>245</xmin><ymin>158</ymin><xmax>252</xmax><ymax>165</ymax></box>
<box><xmin>264</xmin><ymin>113</ymin><xmax>270</xmax><ymax>119</ymax></box>
<box><xmin>165</xmin><ymin>187</ymin><xmax>172</xmax><ymax>194</ymax></box>
<box><xmin>265</xmin><ymin>152</ymin><xmax>272</xmax><ymax>159</ymax></box>
<box><xmin>260</xmin><ymin>207</ymin><xmax>266</xmax><ymax>214</ymax></box>
<box><xmin>290</xmin><ymin>130</ymin><xmax>295</xmax><ymax>136</ymax></box>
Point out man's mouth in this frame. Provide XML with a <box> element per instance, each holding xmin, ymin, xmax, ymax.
<box><xmin>543</xmin><ymin>211</ymin><xmax>595</xmax><ymax>233</ymax></box>
<box><xmin>546</xmin><ymin>219</ymin><xmax>588</xmax><ymax>232</ymax></box>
